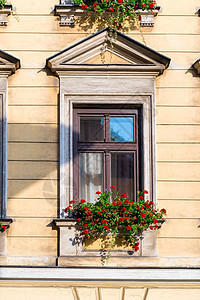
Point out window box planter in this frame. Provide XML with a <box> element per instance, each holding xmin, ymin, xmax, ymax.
<box><xmin>53</xmin><ymin>217</ymin><xmax>165</xmax><ymax>266</ymax></box>
<box><xmin>0</xmin><ymin>4</ymin><xmax>12</xmax><ymax>26</ymax></box>
<box><xmin>55</xmin><ymin>2</ymin><xmax>160</xmax><ymax>27</ymax></box>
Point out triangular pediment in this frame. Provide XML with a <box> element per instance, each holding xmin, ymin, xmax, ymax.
<box><xmin>0</xmin><ymin>50</ymin><xmax>20</xmax><ymax>74</ymax></box>
<box><xmin>47</xmin><ymin>27</ymin><xmax>170</xmax><ymax>75</ymax></box>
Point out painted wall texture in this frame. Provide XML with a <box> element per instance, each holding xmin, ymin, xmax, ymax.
<box><xmin>0</xmin><ymin>0</ymin><xmax>200</xmax><ymax>298</ymax></box>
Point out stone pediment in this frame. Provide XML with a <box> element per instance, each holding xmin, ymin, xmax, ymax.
<box><xmin>0</xmin><ymin>50</ymin><xmax>20</xmax><ymax>75</ymax></box>
<box><xmin>47</xmin><ymin>27</ymin><xmax>170</xmax><ymax>76</ymax></box>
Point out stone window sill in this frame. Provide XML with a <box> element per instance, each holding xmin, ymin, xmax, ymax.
<box><xmin>54</xmin><ymin>4</ymin><xmax>160</xmax><ymax>27</ymax></box>
<box><xmin>0</xmin><ymin>4</ymin><xmax>12</xmax><ymax>26</ymax></box>
<box><xmin>53</xmin><ymin>217</ymin><xmax>165</xmax><ymax>266</ymax></box>
<box><xmin>0</xmin><ymin>217</ymin><xmax>13</xmax><ymax>228</ymax></box>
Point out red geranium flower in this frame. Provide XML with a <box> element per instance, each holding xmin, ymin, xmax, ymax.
<box><xmin>102</xmin><ymin>209</ymin><xmax>107</xmax><ymax>213</ymax></box>
<box><xmin>97</xmin><ymin>211</ymin><xmax>101</xmax><ymax>215</ymax></box>
<box><xmin>134</xmin><ymin>245</ymin><xmax>139</xmax><ymax>251</ymax></box>
<box><xmin>80</xmin><ymin>199</ymin><xmax>86</xmax><ymax>203</ymax></box>
<box><xmin>117</xmin><ymin>0</ymin><xmax>123</xmax><ymax>3</ymax></box>
<box><xmin>81</xmin><ymin>4</ymin><xmax>88</xmax><ymax>9</ymax></box>
<box><xmin>160</xmin><ymin>208</ymin><xmax>166</xmax><ymax>214</ymax></box>
<box><xmin>1</xmin><ymin>226</ymin><xmax>6</xmax><ymax>232</ymax></box>
<box><xmin>117</xmin><ymin>201</ymin><xmax>122</xmax><ymax>205</ymax></box>
<box><xmin>84</xmin><ymin>224</ymin><xmax>89</xmax><ymax>227</ymax></box>
<box><xmin>112</xmin><ymin>202</ymin><xmax>117</xmax><ymax>206</ymax></box>
<box><xmin>76</xmin><ymin>218</ymin><xmax>81</xmax><ymax>222</ymax></box>
<box><xmin>141</xmin><ymin>213</ymin><xmax>146</xmax><ymax>218</ymax></box>
<box><xmin>121</xmin><ymin>207</ymin><xmax>126</xmax><ymax>212</ymax></box>
<box><xmin>102</xmin><ymin>219</ymin><xmax>107</xmax><ymax>224</ymax></box>
<box><xmin>87</xmin><ymin>211</ymin><xmax>92</xmax><ymax>215</ymax></box>
<box><xmin>125</xmin><ymin>226</ymin><xmax>132</xmax><ymax>231</ymax></box>
<box><xmin>96</xmin><ymin>191</ymin><xmax>101</xmax><ymax>195</ymax></box>
<box><xmin>93</xmin><ymin>2</ymin><xmax>98</xmax><ymax>6</ymax></box>
<box><xmin>138</xmin><ymin>196</ymin><xmax>143</xmax><ymax>200</ymax></box>
<box><xmin>69</xmin><ymin>200</ymin><xmax>75</xmax><ymax>204</ymax></box>
<box><xmin>145</xmin><ymin>202</ymin><xmax>149</xmax><ymax>208</ymax></box>
<box><xmin>124</xmin><ymin>200</ymin><xmax>129</xmax><ymax>204</ymax></box>
<box><xmin>104</xmin><ymin>225</ymin><xmax>109</xmax><ymax>229</ymax></box>
<box><xmin>150</xmin><ymin>226</ymin><xmax>153</xmax><ymax>230</ymax></box>
<box><xmin>64</xmin><ymin>205</ymin><xmax>71</xmax><ymax>212</ymax></box>
<box><xmin>144</xmin><ymin>190</ymin><xmax>148</xmax><ymax>194</ymax></box>
<box><xmin>149</xmin><ymin>201</ymin><xmax>154</xmax><ymax>205</ymax></box>
<box><xmin>121</xmin><ymin>194</ymin><xmax>127</xmax><ymax>198</ymax></box>
<box><xmin>119</xmin><ymin>217</ymin><xmax>125</xmax><ymax>222</ymax></box>
<box><xmin>91</xmin><ymin>222</ymin><xmax>95</xmax><ymax>226</ymax></box>
<box><xmin>153</xmin><ymin>218</ymin><xmax>158</xmax><ymax>223</ymax></box>
<box><xmin>110</xmin><ymin>186</ymin><xmax>116</xmax><ymax>189</ymax></box>
<box><xmin>84</xmin><ymin>229</ymin><xmax>89</xmax><ymax>234</ymax></box>
<box><xmin>82</xmin><ymin>206</ymin><xmax>88</xmax><ymax>211</ymax></box>
<box><xmin>105</xmin><ymin>203</ymin><xmax>110</xmax><ymax>205</ymax></box>
<box><xmin>135</xmin><ymin>242</ymin><xmax>140</xmax><ymax>246</ymax></box>
<box><xmin>149</xmin><ymin>3</ymin><xmax>154</xmax><ymax>9</ymax></box>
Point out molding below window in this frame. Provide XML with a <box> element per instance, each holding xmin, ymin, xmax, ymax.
<box><xmin>53</xmin><ymin>218</ymin><xmax>165</xmax><ymax>266</ymax></box>
<box><xmin>0</xmin><ymin>5</ymin><xmax>12</xmax><ymax>26</ymax></box>
<box><xmin>54</xmin><ymin>4</ymin><xmax>160</xmax><ymax>27</ymax></box>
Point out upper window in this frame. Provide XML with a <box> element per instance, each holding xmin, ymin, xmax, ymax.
<box><xmin>73</xmin><ymin>108</ymin><xmax>141</xmax><ymax>202</ymax></box>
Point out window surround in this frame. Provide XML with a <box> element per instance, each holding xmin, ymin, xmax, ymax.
<box><xmin>47</xmin><ymin>28</ymin><xmax>170</xmax><ymax>266</ymax></box>
<box><xmin>0</xmin><ymin>50</ymin><xmax>20</xmax><ymax>259</ymax></box>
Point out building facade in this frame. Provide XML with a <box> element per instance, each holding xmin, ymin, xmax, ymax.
<box><xmin>0</xmin><ymin>0</ymin><xmax>200</xmax><ymax>299</ymax></box>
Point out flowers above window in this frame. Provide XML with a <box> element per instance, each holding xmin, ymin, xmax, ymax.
<box><xmin>64</xmin><ymin>188</ymin><xmax>166</xmax><ymax>253</ymax></box>
<box><xmin>72</xmin><ymin>0</ymin><xmax>158</xmax><ymax>30</ymax></box>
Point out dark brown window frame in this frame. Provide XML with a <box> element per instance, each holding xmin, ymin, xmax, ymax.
<box><xmin>73</xmin><ymin>107</ymin><xmax>141</xmax><ymax>202</ymax></box>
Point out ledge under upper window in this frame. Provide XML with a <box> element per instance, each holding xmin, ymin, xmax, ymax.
<box><xmin>0</xmin><ymin>4</ymin><xmax>12</xmax><ymax>26</ymax></box>
<box><xmin>54</xmin><ymin>2</ymin><xmax>160</xmax><ymax>27</ymax></box>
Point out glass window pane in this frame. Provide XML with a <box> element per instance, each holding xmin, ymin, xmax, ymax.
<box><xmin>80</xmin><ymin>153</ymin><xmax>104</xmax><ymax>202</ymax></box>
<box><xmin>111</xmin><ymin>153</ymin><xmax>134</xmax><ymax>200</ymax></box>
<box><xmin>110</xmin><ymin>117</ymin><xmax>134</xmax><ymax>141</ymax></box>
<box><xmin>80</xmin><ymin>116</ymin><xmax>103</xmax><ymax>141</ymax></box>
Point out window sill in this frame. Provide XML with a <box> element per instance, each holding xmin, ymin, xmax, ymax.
<box><xmin>53</xmin><ymin>217</ymin><xmax>165</xmax><ymax>266</ymax></box>
<box><xmin>0</xmin><ymin>4</ymin><xmax>12</xmax><ymax>26</ymax></box>
<box><xmin>0</xmin><ymin>217</ymin><xmax>13</xmax><ymax>228</ymax></box>
<box><xmin>54</xmin><ymin>4</ymin><xmax>160</xmax><ymax>27</ymax></box>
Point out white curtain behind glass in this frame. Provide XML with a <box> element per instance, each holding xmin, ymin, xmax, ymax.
<box><xmin>80</xmin><ymin>153</ymin><xmax>103</xmax><ymax>202</ymax></box>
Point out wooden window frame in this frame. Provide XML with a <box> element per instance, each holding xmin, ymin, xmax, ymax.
<box><xmin>73</xmin><ymin>108</ymin><xmax>141</xmax><ymax>202</ymax></box>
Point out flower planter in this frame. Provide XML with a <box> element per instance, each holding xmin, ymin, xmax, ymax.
<box><xmin>54</xmin><ymin>3</ymin><xmax>160</xmax><ymax>27</ymax></box>
<box><xmin>0</xmin><ymin>4</ymin><xmax>12</xmax><ymax>26</ymax></box>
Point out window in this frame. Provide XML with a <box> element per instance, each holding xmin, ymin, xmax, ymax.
<box><xmin>47</xmin><ymin>28</ymin><xmax>170</xmax><ymax>260</ymax></box>
<box><xmin>73</xmin><ymin>108</ymin><xmax>141</xmax><ymax>202</ymax></box>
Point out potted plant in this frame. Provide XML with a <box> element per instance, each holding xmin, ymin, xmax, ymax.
<box><xmin>75</xmin><ymin>0</ymin><xmax>158</xmax><ymax>30</ymax></box>
<box><xmin>65</xmin><ymin>187</ymin><xmax>166</xmax><ymax>259</ymax></box>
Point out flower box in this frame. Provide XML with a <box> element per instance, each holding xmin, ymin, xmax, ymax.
<box><xmin>54</xmin><ymin>2</ymin><xmax>160</xmax><ymax>27</ymax></box>
<box><xmin>0</xmin><ymin>4</ymin><xmax>12</xmax><ymax>26</ymax></box>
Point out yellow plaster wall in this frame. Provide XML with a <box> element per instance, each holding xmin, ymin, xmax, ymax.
<box><xmin>1</xmin><ymin>0</ymin><xmax>199</xmax><ymax>262</ymax></box>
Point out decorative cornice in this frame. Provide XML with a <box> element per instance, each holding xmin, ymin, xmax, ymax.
<box><xmin>0</xmin><ymin>50</ymin><xmax>20</xmax><ymax>75</ymax></box>
<box><xmin>46</xmin><ymin>27</ymin><xmax>170</xmax><ymax>76</ymax></box>
<box><xmin>0</xmin><ymin>4</ymin><xmax>12</xmax><ymax>26</ymax></box>
<box><xmin>0</xmin><ymin>267</ymin><xmax>200</xmax><ymax>282</ymax></box>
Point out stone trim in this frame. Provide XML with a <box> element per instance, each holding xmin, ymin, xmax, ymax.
<box><xmin>54</xmin><ymin>4</ymin><xmax>160</xmax><ymax>27</ymax></box>
<box><xmin>0</xmin><ymin>4</ymin><xmax>12</xmax><ymax>26</ymax></box>
<box><xmin>0</xmin><ymin>267</ymin><xmax>200</xmax><ymax>282</ymax></box>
